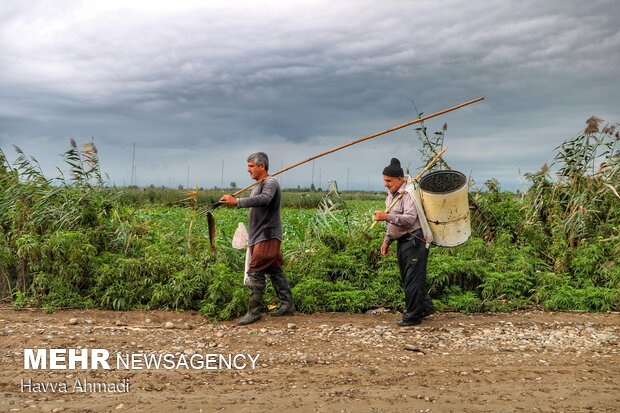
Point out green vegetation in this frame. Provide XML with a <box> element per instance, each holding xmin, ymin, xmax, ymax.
<box><xmin>1</xmin><ymin>117</ymin><xmax>618</xmax><ymax>317</ymax></box>
<box><xmin>117</xmin><ymin>186</ymin><xmax>384</xmax><ymax>209</ymax></box>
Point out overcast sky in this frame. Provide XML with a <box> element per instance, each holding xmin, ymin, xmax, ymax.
<box><xmin>1</xmin><ymin>0</ymin><xmax>619</xmax><ymax>191</ymax></box>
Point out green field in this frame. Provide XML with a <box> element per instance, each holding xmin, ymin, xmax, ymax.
<box><xmin>1</xmin><ymin>121</ymin><xmax>618</xmax><ymax>318</ymax></box>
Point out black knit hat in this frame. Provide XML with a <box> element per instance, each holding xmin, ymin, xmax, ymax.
<box><xmin>382</xmin><ymin>158</ymin><xmax>404</xmax><ymax>177</ymax></box>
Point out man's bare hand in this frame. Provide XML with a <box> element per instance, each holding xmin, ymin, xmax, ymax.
<box><xmin>380</xmin><ymin>241</ymin><xmax>390</xmax><ymax>256</ymax></box>
<box><xmin>219</xmin><ymin>194</ymin><xmax>237</xmax><ymax>206</ymax></box>
<box><xmin>374</xmin><ymin>210</ymin><xmax>388</xmax><ymax>222</ymax></box>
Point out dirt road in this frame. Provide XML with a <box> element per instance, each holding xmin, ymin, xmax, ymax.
<box><xmin>1</xmin><ymin>306</ymin><xmax>618</xmax><ymax>412</ymax></box>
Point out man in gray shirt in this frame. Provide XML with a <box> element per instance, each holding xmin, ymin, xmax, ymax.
<box><xmin>374</xmin><ymin>158</ymin><xmax>434</xmax><ymax>326</ymax></box>
<box><xmin>220</xmin><ymin>152</ymin><xmax>295</xmax><ymax>325</ymax></box>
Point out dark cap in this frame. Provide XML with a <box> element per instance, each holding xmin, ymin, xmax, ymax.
<box><xmin>382</xmin><ymin>158</ymin><xmax>404</xmax><ymax>177</ymax></box>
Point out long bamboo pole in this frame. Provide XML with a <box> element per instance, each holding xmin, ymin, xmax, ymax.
<box><xmin>213</xmin><ymin>96</ymin><xmax>484</xmax><ymax>206</ymax></box>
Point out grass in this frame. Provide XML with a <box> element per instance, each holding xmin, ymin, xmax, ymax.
<box><xmin>1</xmin><ymin>116</ymin><xmax>618</xmax><ymax>316</ymax></box>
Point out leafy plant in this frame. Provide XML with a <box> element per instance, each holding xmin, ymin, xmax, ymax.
<box><xmin>1</xmin><ymin>118</ymin><xmax>618</xmax><ymax>317</ymax></box>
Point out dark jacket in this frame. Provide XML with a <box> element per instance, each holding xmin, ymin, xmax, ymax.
<box><xmin>237</xmin><ymin>177</ymin><xmax>282</xmax><ymax>245</ymax></box>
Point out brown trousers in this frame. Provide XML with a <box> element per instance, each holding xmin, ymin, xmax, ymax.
<box><xmin>248</xmin><ymin>239</ymin><xmax>284</xmax><ymax>273</ymax></box>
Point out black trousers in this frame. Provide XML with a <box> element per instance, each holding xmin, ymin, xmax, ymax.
<box><xmin>397</xmin><ymin>232</ymin><xmax>433</xmax><ymax>321</ymax></box>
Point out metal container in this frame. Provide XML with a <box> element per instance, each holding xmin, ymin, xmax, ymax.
<box><xmin>419</xmin><ymin>170</ymin><xmax>470</xmax><ymax>247</ymax></box>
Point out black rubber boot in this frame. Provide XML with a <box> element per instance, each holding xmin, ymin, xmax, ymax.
<box><xmin>238</xmin><ymin>273</ymin><xmax>265</xmax><ymax>326</ymax></box>
<box><xmin>269</xmin><ymin>270</ymin><xmax>295</xmax><ymax>317</ymax></box>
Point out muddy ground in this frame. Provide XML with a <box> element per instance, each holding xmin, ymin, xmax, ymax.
<box><xmin>0</xmin><ymin>306</ymin><xmax>618</xmax><ymax>413</ymax></box>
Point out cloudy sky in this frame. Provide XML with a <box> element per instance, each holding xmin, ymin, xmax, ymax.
<box><xmin>1</xmin><ymin>0</ymin><xmax>618</xmax><ymax>191</ymax></box>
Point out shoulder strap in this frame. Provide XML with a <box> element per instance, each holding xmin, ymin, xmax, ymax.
<box><xmin>405</xmin><ymin>175</ymin><xmax>434</xmax><ymax>248</ymax></box>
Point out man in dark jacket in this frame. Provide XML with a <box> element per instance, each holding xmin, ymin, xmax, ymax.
<box><xmin>374</xmin><ymin>158</ymin><xmax>434</xmax><ymax>326</ymax></box>
<box><xmin>220</xmin><ymin>152</ymin><xmax>295</xmax><ymax>325</ymax></box>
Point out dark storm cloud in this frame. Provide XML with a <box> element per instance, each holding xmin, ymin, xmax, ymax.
<box><xmin>1</xmin><ymin>0</ymin><xmax>619</xmax><ymax>189</ymax></box>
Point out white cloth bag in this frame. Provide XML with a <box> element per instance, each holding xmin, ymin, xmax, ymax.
<box><xmin>231</xmin><ymin>223</ymin><xmax>251</xmax><ymax>286</ymax></box>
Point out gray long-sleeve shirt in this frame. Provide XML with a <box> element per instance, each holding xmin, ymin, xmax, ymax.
<box><xmin>236</xmin><ymin>177</ymin><xmax>283</xmax><ymax>246</ymax></box>
<box><xmin>384</xmin><ymin>182</ymin><xmax>421</xmax><ymax>245</ymax></box>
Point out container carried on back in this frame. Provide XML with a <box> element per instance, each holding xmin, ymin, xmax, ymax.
<box><xmin>418</xmin><ymin>170</ymin><xmax>470</xmax><ymax>247</ymax></box>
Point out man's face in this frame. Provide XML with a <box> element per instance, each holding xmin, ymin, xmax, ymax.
<box><xmin>383</xmin><ymin>175</ymin><xmax>404</xmax><ymax>193</ymax></box>
<box><xmin>247</xmin><ymin>161</ymin><xmax>266</xmax><ymax>181</ymax></box>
